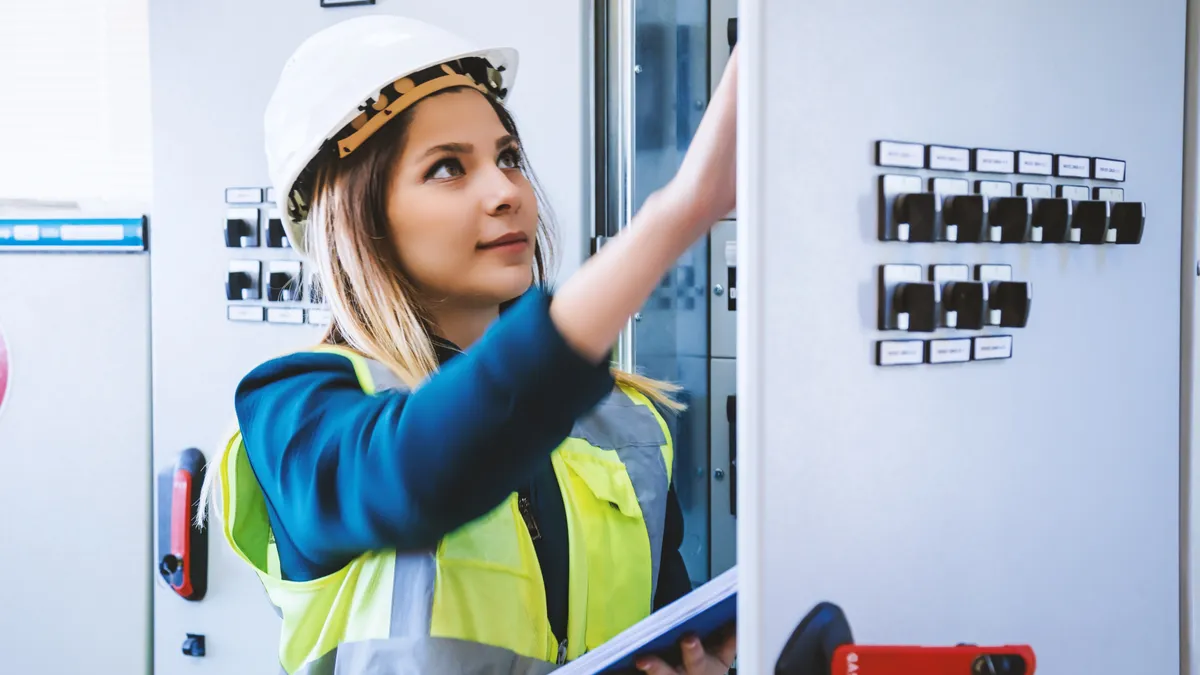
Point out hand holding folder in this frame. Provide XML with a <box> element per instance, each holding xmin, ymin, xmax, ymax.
<box><xmin>555</xmin><ymin>567</ymin><xmax>738</xmax><ymax>674</ymax></box>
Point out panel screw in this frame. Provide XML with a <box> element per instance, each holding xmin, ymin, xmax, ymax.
<box><xmin>634</xmin><ymin>64</ymin><xmax>643</xmax><ymax>74</ymax></box>
<box><xmin>713</xmin><ymin>285</ymin><xmax>725</xmax><ymax>296</ymax></box>
<box><xmin>714</xmin><ymin>469</ymin><xmax>726</xmax><ymax>481</ymax></box>
<box><xmin>634</xmin><ymin>313</ymin><xmax>642</xmax><ymax>322</ymax></box>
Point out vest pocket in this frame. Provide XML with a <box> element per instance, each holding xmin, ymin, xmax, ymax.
<box><xmin>557</xmin><ymin>450</ymin><xmax>643</xmax><ymax>519</ymax></box>
<box><xmin>555</xmin><ymin>446</ymin><xmax>653</xmax><ymax>651</ymax></box>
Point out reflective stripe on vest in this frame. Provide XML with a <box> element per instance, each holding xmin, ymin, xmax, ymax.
<box><xmin>220</xmin><ymin>345</ymin><xmax>674</xmax><ymax>674</ymax></box>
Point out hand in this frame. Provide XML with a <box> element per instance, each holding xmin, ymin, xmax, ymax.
<box><xmin>635</xmin><ymin>631</ymin><xmax>737</xmax><ymax>675</ymax></box>
<box><xmin>661</xmin><ymin>46</ymin><xmax>738</xmax><ymax>231</ymax></box>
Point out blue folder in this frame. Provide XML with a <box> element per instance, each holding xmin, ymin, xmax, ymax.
<box><xmin>555</xmin><ymin>566</ymin><xmax>738</xmax><ymax>674</ymax></box>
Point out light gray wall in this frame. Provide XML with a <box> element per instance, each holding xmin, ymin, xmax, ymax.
<box><xmin>739</xmin><ymin>1</ymin><xmax>1187</xmax><ymax>673</ymax></box>
<box><xmin>147</xmin><ymin>1</ymin><xmax>592</xmax><ymax>673</ymax></box>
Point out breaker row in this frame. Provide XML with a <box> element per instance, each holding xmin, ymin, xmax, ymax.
<box><xmin>878</xmin><ymin>263</ymin><xmax>1030</xmax><ymax>334</ymax></box>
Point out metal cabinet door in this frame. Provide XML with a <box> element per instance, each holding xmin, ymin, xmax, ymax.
<box><xmin>0</xmin><ymin>234</ymin><xmax>150</xmax><ymax>674</ymax></box>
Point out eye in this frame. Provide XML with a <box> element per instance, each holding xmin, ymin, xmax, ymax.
<box><xmin>425</xmin><ymin>158</ymin><xmax>464</xmax><ymax>180</ymax></box>
<box><xmin>498</xmin><ymin>147</ymin><xmax>521</xmax><ymax>170</ymax></box>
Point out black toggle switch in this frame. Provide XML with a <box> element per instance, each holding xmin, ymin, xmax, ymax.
<box><xmin>268</xmin><ymin>272</ymin><xmax>297</xmax><ymax>302</ymax></box>
<box><xmin>1071</xmin><ymin>200</ymin><xmax>1109</xmax><ymax>244</ymax></box>
<box><xmin>988</xmin><ymin>281</ymin><xmax>1031</xmax><ymax>328</ymax></box>
<box><xmin>895</xmin><ymin>282</ymin><xmax>936</xmax><ymax>332</ymax></box>
<box><xmin>224</xmin><ymin>217</ymin><xmax>252</xmax><ymax>248</ymax></box>
<box><xmin>727</xmin><ymin>17</ymin><xmax>738</xmax><ymax>50</ymax></box>
<box><xmin>225</xmin><ymin>271</ymin><xmax>258</xmax><ymax>301</ymax></box>
<box><xmin>1110</xmin><ymin>202</ymin><xmax>1145</xmax><ymax>244</ymax></box>
<box><xmin>1032</xmin><ymin>198</ymin><xmax>1070</xmax><ymax>243</ymax></box>
<box><xmin>989</xmin><ymin>197</ymin><xmax>1031</xmax><ymax>243</ymax></box>
<box><xmin>943</xmin><ymin>281</ymin><xmax>985</xmax><ymax>330</ymax></box>
<box><xmin>894</xmin><ymin>193</ymin><xmax>936</xmax><ymax>242</ymax></box>
<box><xmin>266</xmin><ymin>214</ymin><xmax>290</xmax><ymax>248</ymax></box>
<box><xmin>943</xmin><ymin>195</ymin><xmax>985</xmax><ymax>243</ymax></box>
<box><xmin>224</xmin><ymin>208</ymin><xmax>260</xmax><ymax>248</ymax></box>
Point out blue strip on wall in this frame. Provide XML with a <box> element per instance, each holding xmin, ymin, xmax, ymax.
<box><xmin>0</xmin><ymin>217</ymin><xmax>147</xmax><ymax>252</ymax></box>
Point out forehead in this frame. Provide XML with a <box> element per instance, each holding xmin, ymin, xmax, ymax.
<box><xmin>404</xmin><ymin>89</ymin><xmax>507</xmax><ymax>148</ymax></box>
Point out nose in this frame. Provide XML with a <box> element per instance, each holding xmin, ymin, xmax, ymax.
<box><xmin>481</xmin><ymin>164</ymin><xmax>522</xmax><ymax>217</ymax></box>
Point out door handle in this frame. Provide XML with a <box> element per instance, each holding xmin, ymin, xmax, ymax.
<box><xmin>727</xmin><ymin>395</ymin><xmax>736</xmax><ymax>517</ymax></box>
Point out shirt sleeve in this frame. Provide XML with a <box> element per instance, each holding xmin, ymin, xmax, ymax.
<box><xmin>234</xmin><ymin>287</ymin><xmax>616</xmax><ymax>581</ymax></box>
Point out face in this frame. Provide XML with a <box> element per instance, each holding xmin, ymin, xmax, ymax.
<box><xmin>386</xmin><ymin>89</ymin><xmax>538</xmax><ymax>308</ymax></box>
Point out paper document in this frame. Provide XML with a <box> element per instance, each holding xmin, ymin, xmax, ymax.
<box><xmin>555</xmin><ymin>566</ymin><xmax>737</xmax><ymax>674</ymax></box>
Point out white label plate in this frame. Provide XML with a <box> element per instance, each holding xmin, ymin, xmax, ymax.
<box><xmin>974</xmin><ymin>149</ymin><xmax>1015</xmax><ymax>173</ymax></box>
<box><xmin>878</xmin><ymin>340</ymin><xmax>924</xmax><ymax>366</ymax></box>
<box><xmin>877</xmin><ymin>141</ymin><xmax>925</xmax><ymax>168</ymax></box>
<box><xmin>1095</xmin><ymin>187</ymin><xmax>1124</xmax><ymax>201</ymax></box>
<box><xmin>228</xmin><ymin>306</ymin><xmax>265</xmax><ymax>322</ymax></box>
<box><xmin>931</xmin><ymin>178</ymin><xmax>969</xmax><ymax>196</ymax></box>
<box><xmin>1056</xmin><ymin>155</ymin><xmax>1090</xmax><ymax>178</ymax></box>
<box><xmin>1093</xmin><ymin>158</ymin><xmax>1126</xmax><ymax>182</ymax></box>
<box><xmin>267</xmin><ymin>308</ymin><xmax>305</xmax><ymax>324</ymax></box>
<box><xmin>973</xmin><ymin>335</ymin><xmax>1013</xmax><ymax>360</ymax></box>
<box><xmin>12</xmin><ymin>225</ymin><xmax>40</xmax><ymax>241</ymax></box>
<box><xmin>928</xmin><ymin>145</ymin><xmax>970</xmax><ymax>171</ymax></box>
<box><xmin>724</xmin><ymin>240</ymin><xmax>737</xmax><ymax>268</ymax></box>
<box><xmin>1019</xmin><ymin>183</ymin><xmax>1053</xmax><ymax>198</ymax></box>
<box><xmin>977</xmin><ymin>181</ymin><xmax>1013</xmax><ymax>198</ymax></box>
<box><xmin>308</xmin><ymin>309</ymin><xmax>332</xmax><ymax>325</ymax></box>
<box><xmin>266</xmin><ymin>188</ymin><xmax>278</xmax><ymax>204</ymax></box>
<box><xmin>226</xmin><ymin>187</ymin><xmax>264</xmax><ymax>204</ymax></box>
<box><xmin>1059</xmin><ymin>185</ymin><xmax>1090</xmax><ymax>200</ymax></box>
<box><xmin>977</xmin><ymin>264</ymin><xmax>1012</xmax><ymax>283</ymax></box>
<box><xmin>883</xmin><ymin>174</ymin><xmax>923</xmax><ymax>196</ymax></box>
<box><xmin>929</xmin><ymin>338</ymin><xmax>972</xmax><ymax>364</ymax></box>
<box><xmin>1017</xmin><ymin>152</ymin><xmax>1053</xmax><ymax>175</ymax></box>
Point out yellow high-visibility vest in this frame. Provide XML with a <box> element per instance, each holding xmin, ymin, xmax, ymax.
<box><xmin>219</xmin><ymin>345</ymin><xmax>675</xmax><ymax>674</ymax></box>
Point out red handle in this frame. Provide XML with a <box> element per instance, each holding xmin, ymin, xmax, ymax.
<box><xmin>831</xmin><ymin>644</ymin><xmax>1036</xmax><ymax>674</ymax></box>
<box><xmin>169</xmin><ymin>469</ymin><xmax>195</xmax><ymax>597</ymax></box>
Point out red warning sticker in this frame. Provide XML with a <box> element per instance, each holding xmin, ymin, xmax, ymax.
<box><xmin>0</xmin><ymin>324</ymin><xmax>8</xmax><ymax>419</ymax></box>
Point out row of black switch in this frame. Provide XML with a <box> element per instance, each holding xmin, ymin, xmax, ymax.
<box><xmin>225</xmin><ymin>263</ymin><xmax>319</xmax><ymax>303</ymax></box>
<box><xmin>883</xmin><ymin>191</ymin><xmax>1144</xmax><ymax>245</ymax></box>
<box><xmin>225</xmin><ymin>209</ymin><xmax>291</xmax><ymax>249</ymax></box>
<box><xmin>879</xmin><ymin>264</ymin><xmax>1030</xmax><ymax>334</ymax></box>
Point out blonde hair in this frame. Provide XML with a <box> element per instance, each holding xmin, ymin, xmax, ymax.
<box><xmin>199</xmin><ymin>87</ymin><xmax>681</xmax><ymax>527</ymax></box>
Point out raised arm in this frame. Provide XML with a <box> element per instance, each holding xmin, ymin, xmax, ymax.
<box><xmin>551</xmin><ymin>46</ymin><xmax>737</xmax><ymax>363</ymax></box>
<box><xmin>235</xmin><ymin>288</ymin><xmax>615</xmax><ymax>580</ymax></box>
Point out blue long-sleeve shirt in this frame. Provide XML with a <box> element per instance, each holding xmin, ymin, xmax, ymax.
<box><xmin>233</xmin><ymin>287</ymin><xmax>691</xmax><ymax>639</ymax></box>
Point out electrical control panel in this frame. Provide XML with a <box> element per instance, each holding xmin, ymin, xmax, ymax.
<box><xmin>221</xmin><ymin>188</ymin><xmax>328</xmax><ymax>327</ymax></box>
<box><xmin>739</xmin><ymin>1</ymin><xmax>1187</xmax><ymax>673</ymax></box>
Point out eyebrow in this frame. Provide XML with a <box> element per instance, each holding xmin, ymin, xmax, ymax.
<box><xmin>420</xmin><ymin>135</ymin><xmax>518</xmax><ymax>159</ymax></box>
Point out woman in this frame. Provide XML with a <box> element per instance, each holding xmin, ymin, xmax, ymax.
<box><xmin>202</xmin><ymin>15</ymin><xmax>738</xmax><ymax>675</ymax></box>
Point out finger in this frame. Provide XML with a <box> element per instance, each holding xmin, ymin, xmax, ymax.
<box><xmin>635</xmin><ymin>656</ymin><xmax>677</xmax><ymax>675</ymax></box>
<box><xmin>715</xmin><ymin>633</ymin><xmax>738</xmax><ymax>667</ymax></box>
<box><xmin>680</xmin><ymin>635</ymin><xmax>708</xmax><ymax>672</ymax></box>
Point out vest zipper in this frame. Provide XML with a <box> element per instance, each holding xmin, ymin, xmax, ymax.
<box><xmin>556</xmin><ymin>638</ymin><xmax>569</xmax><ymax>664</ymax></box>
<box><xmin>517</xmin><ymin>488</ymin><xmax>541</xmax><ymax>541</ymax></box>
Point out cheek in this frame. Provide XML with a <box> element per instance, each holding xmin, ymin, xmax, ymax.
<box><xmin>387</xmin><ymin>193</ymin><xmax>476</xmax><ymax>287</ymax></box>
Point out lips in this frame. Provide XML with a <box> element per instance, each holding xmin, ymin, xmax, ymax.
<box><xmin>478</xmin><ymin>232</ymin><xmax>529</xmax><ymax>249</ymax></box>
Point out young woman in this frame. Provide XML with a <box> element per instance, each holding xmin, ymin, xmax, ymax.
<box><xmin>202</xmin><ymin>15</ymin><xmax>738</xmax><ymax>675</ymax></box>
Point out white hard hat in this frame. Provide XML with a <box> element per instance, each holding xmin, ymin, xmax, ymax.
<box><xmin>264</xmin><ymin>15</ymin><xmax>518</xmax><ymax>255</ymax></box>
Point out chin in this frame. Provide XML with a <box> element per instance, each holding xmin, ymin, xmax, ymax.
<box><xmin>472</xmin><ymin>271</ymin><xmax>534</xmax><ymax>306</ymax></box>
